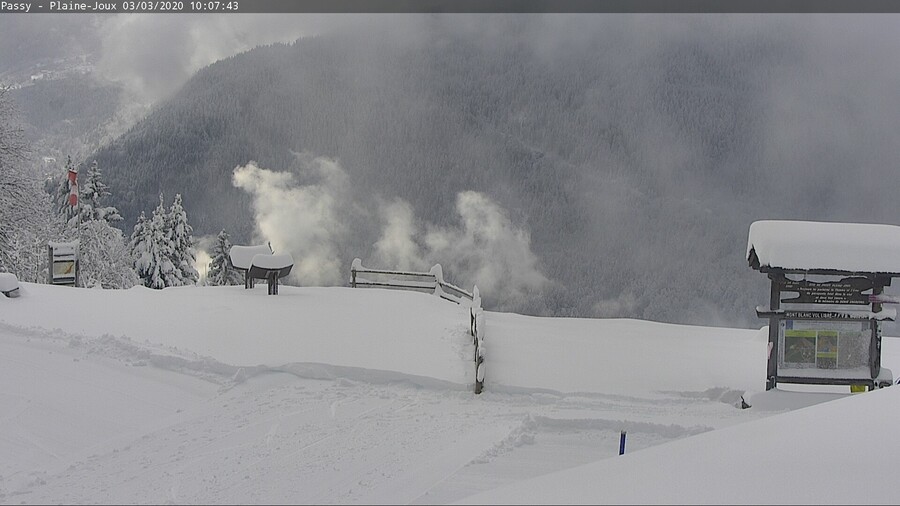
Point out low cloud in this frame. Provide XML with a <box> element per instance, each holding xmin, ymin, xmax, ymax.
<box><xmin>232</xmin><ymin>156</ymin><xmax>348</xmax><ymax>286</ymax></box>
<box><xmin>372</xmin><ymin>191</ymin><xmax>550</xmax><ymax>301</ymax></box>
<box><xmin>372</xmin><ymin>199</ymin><xmax>427</xmax><ymax>272</ymax></box>
<box><xmin>592</xmin><ymin>292</ymin><xmax>640</xmax><ymax>319</ymax></box>
<box><xmin>192</xmin><ymin>233</ymin><xmax>219</xmax><ymax>284</ymax></box>
<box><xmin>233</xmin><ymin>155</ymin><xmax>550</xmax><ymax>305</ymax></box>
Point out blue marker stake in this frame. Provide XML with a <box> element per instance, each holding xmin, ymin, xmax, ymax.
<box><xmin>619</xmin><ymin>430</ymin><xmax>626</xmax><ymax>455</ymax></box>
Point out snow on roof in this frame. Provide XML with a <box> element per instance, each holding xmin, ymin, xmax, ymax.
<box><xmin>229</xmin><ymin>244</ymin><xmax>272</xmax><ymax>270</ymax></box>
<box><xmin>747</xmin><ymin>220</ymin><xmax>900</xmax><ymax>275</ymax></box>
<box><xmin>48</xmin><ymin>241</ymin><xmax>79</xmax><ymax>255</ymax></box>
<box><xmin>251</xmin><ymin>253</ymin><xmax>293</xmax><ymax>270</ymax></box>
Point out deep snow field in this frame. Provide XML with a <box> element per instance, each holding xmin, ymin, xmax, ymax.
<box><xmin>1</xmin><ymin>283</ymin><xmax>898</xmax><ymax>504</ymax></box>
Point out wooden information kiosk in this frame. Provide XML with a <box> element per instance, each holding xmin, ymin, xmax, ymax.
<box><xmin>748</xmin><ymin>220</ymin><xmax>899</xmax><ymax>391</ymax></box>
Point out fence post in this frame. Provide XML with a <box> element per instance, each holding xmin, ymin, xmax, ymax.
<box><xmin>471</xmin><ymin>285</ymin><xmax>481</xmax><ymax>340</ymax></box>
<box><xmin>619</xmin><ymin>431</ymin><xmax>627</xmax><ymax>455</ymax></box>
<box><xmin>430</xmin><ymin>264</ymin><xmax>444</xmax><ymax>296</ymax></box>
<box><xmin>351</xmin><ymin>258</ymin><xmax>362</xmax><ymax>288</ymax></box>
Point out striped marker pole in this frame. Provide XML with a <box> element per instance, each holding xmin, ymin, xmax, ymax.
<box><xmin>67</xmin><ymin>167</ymin><xmax>78</xmax><ymax>209</ymax></box>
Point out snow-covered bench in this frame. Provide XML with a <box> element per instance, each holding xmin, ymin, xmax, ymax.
<box><xmin>247</xmin><ymin>253</ymin><xmax>294</xmax><ymax>295</ymax></box>
<box><xmin>229</xmin><ymin>244</ymin><xmax>273</xmax><ymax>289</ymax></box>
<box><xmin>0</xmin><ymin>272</ymin><xmax>20</xmax><ymax>298</ymax></box>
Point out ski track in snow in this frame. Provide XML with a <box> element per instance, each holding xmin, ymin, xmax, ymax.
<box><xmin>0</xmin><ymin>322</ymin><xmax>771</xmax><ymax>505</ymax></box>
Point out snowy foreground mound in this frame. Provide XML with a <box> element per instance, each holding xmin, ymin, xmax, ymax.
<box><xmin>1</xmin><ymin>283</ymin><xmax>897</xmax><ymax>504</ymax></box>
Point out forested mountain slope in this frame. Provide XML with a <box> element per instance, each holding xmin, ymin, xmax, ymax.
<box><xmin>91</xmin><ymin>16</ymin><xmax>900</xmax><ymax>325</ymax></box>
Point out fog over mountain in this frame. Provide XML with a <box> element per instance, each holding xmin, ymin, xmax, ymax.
<box><xmin>9</xmin><ymin>14</ymin><xmax>900</xmax><ymax>327</ymax></box>
<box><xmin>0</xmin><ymin>14</ymin><xmax>343</xmax><ymax>171</ymax></box>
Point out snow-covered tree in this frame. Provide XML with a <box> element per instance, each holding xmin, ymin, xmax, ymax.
<box><xmin>56</xmin><ymin>159</ymin><xmax>136</xmax><ymax>288</ymax></box>
<box><xmin>3</xmin><ymin>221</ymin><xmax>54</xmax><ymax>283</ymax></box>
<box><xmin>0</xmin><ymin>87</ymin><xmax>58</xmax><ymax>281</ymax></box>
<box><xmin>130</xmin><ymin>196</ymin><xmax>174</xmax><ymax>289</ymax></box>
<box><xmin>52</xmin><ymin>160</ymin><xmax>71</xmax><ymax>217</ymax></box>
<box><xmin>77</xmin><ymin>219</ymin><xmax>139</xmax><ymax>289</ymax></box>
<box><xmin>207</xmin><ymin>229</ymin><xmax>242</xmax><ymax>286</ymax></box>
<box><xmin>78</xmin><ymin>160</ymin><xmax>122</xmax><ymax>224</ymax></box>
<box><xmin>166</xmin><ymin>193</ymin><xmax>198</xmax><ymax>286</ymax></box>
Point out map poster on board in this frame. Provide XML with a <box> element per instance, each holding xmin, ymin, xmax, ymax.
<box><xmin>780</xmin><ymin>319</ymin><xmax>869</xmax><ymax>371</ymax></box>
<box><xmin>783</xmin><ymin>329</ymin><xmax>816</xmax><ymax>364</ymax></box>
<box><xmin>51</xmin><ymin>259</ymin><xmax>76</xmax><ymax>281</ymax></box>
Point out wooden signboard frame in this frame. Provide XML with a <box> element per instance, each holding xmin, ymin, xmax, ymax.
<box><xmin>756</xmin><ymin>270</ymin><xmax>892</xmax><ymax>390</ymax></box>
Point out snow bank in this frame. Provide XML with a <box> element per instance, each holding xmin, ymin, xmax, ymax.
<box><xmin>460</xmin><ymin>384</ymin><xmax>900</xmax><ymax>505</ymax></box>
<box><xmin>1</xmin><ymin>283</ymin><xmax>474</xmax><ymax>387</ymax></box>
<box><xmin>1</xmin><ymin>283</ymin><xmax>770</xmax><ymax>397</ymax></box>
<box><xmin>4</xmin><ymin>283</ymin><xmax>900</xmax><ymax>504</ymax></box>
<box><xmin>485</xmin><ymin>312</ymin><xmax>768</xmax><ymax>396</ymax></box>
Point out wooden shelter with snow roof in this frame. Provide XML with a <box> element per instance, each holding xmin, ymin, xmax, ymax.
<box><xmin>747</xmin><ymin>220</ymin><xmax>900</xmax><ymax>391</ymax></box>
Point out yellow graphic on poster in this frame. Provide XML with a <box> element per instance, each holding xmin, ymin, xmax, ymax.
<box><xmin>816</xmin><ymin>331</ymin><xmax>838</xmax><ymax>369</ymax></box>
<box><xmin>52</xmin><ymin>260</ymin><xmax>75</xmax><ymax>279</ymax></box>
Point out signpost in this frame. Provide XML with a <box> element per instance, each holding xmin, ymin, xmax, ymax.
<box><xmin>747</xmin><ymin>220</ymin><xmax>900</xmax><ymax>392</ymax></box>
<box><xmin>48</xmin><ymin>241</ymin><xmax>79</xmax><ymax>287</ymax></box>
<box><xmin>753</xmin><ymin>272</ymin><xmax>890</xmax><ymax>390</ymax></box>
<box><xmin>779</xmin><ymin>277</ymin><xmax>872</xmax><ymax>305</ymax></box>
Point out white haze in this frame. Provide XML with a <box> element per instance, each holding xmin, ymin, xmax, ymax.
<box><xmin>232</xmin><ymin>157</ymin><xmax>348</xmax><ymax>286</ymax></box>
<box><xmin>374</xmin><ymin>192</ymin><xmax>550</xmax><ymax>299</ymax></box>
<box><xmin>95</xmin><ymin>14</ymin><xmax>354</xmax><ymax>104</ymax></box>
<box><xmin>192</xmin><ymin>233</ymin><xmax>219</xmax><ymax>284</ymax></box>
<box><xmin>233</xmin><ymin>155</ymin><xmax>549</xmax><ymax>299</ymax></box>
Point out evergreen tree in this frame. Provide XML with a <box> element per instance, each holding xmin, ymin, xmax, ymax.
<box><xmin>166</xmin><ymin>193</ymin><xmax>199</xmax><ymax>286</ymax></box>
<box><xmin>78</xmin><ymin>219</ymin><xmax>139</xmax><ymax>289</ymax></box>
<box><xmin>207</xmin><ymin>229</ymin><xmax>241</xmax><ymax>286</ymax></box>
<box><xmin>128</xmin><ymin>211</ymin><xmax>147</xmax><ymax>260</ymax></box>
<box><xmin>130</xmin><ymin>195</ymin><xmax>174</xmax><ymax>289</ymax></box>
<box><xmin>78</xmin><ymin>160</ymin><xmax>122</xmax><ymax>224</ymax></box>
<box><xmin>66</xmin><ymin>160</ymin><xmax>135</xmax><ymax>288</ymax></box>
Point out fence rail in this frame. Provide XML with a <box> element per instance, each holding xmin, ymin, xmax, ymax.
<box><xmin>350</xmin><ymin>258</ymin><xmax>473</xmax><ymax>305</ymax></box>
<box><xmin>350</xmin><ymin>258</ymin><xmax>486</xmax><ymax>394</ymax></box>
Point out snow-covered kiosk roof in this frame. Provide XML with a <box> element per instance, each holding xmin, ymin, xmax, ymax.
<box><xmin>229</xmin><ymin>244</ymin><xmax>273</xmax><ymax>271</ymax></box>
<box><xmin>747</xmin><ymin>220</ymin><xmax>900</xmax><ymax>276</ymax></box>
<box><xmin>250</xmin><ymin>253</ymin><xmax>293</xmax><ymax>271</ymax></box>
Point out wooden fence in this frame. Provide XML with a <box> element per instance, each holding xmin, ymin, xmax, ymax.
<box><xmin>350</xmin><ymin>258</ymin><xmax>486</xmax><ymax>394</ymax></box>
<box><xmin>350</xmin><ymin>258</ymin><xmax>473</xmax><ymax>305</ymax></box>
<box><xmin>470</xmin><ymin>286</ymin><xmax>486</xmax><ymax>394</ymax></box>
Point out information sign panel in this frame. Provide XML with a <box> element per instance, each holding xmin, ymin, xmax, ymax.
<box><xmin>779</xmin><ymin>319</ymin><xmax>870</xmax><ymax>374</ymax></box>
<box><xmin>780</xmin><ymin>277</ymin><xmax>872</xmax><ymax>305</ymax></box>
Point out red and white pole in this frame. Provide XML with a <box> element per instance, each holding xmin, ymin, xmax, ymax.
<box><xmin>67</xmin><ymin>167</ymin><xmax>78</xmax><ymax>208</ymax></box>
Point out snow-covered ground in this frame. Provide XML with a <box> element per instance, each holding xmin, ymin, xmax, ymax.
<box><xmin>1</xmin><ymin>283</ymin><xmax>897</xmax><ymax>504</ymax></box>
